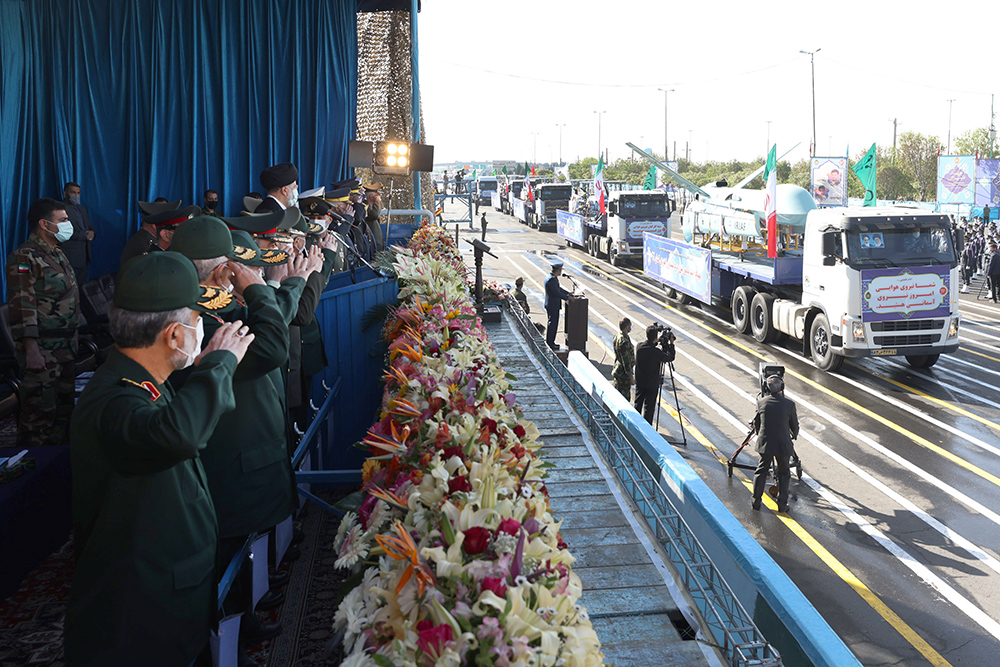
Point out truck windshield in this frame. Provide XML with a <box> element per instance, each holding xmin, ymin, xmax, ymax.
<box><xmin>618</xmin><ymin>196</ymin><xmax>668</xmax><ymax>217</ymax></box>
<box><xmin>844</xmin><ymin>225</ymin><xmax>957</xmax><ymax>268</ymax></box>
<box><xmin>511</xmin><ymin>182</ymin><xmax>523</xmax><ymax>196</ymax></box>
<box><xmin>479</xmin><ymin>181</ymin><xmax>497</xmax><ymax>191</ymax></box>
<box><xmin>539</xmin><ymin>186</ymin><xmax>572</xmax><ymax>201</ymax></box>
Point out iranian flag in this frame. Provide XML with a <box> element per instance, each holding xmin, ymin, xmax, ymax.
<box><xmin>523</xmin><ymin>162</ymin><xmax>534</xmax><ymax>202</ymax></box>
<box><xmin>763</xmin><ymin>145</ymin><xmax>777</xmax><ymax>258</ymax></box>
<box><xmin>594</xmin><ymin>155</ymin><xmax>606</xmax><ymax>214</ymax></box>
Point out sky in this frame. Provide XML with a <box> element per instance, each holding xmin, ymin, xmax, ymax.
<box><xmin>417</xmin><ymin>0</ymin><xmax>997</xmax><ymax>168</ymax></box>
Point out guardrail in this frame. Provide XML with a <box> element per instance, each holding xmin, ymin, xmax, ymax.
<box><xmin>504</xmin><ymin>299</ymin><xmax>861</xmax><ymax>667</ymax></box>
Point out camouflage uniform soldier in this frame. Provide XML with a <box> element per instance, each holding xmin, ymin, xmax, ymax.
<box><xmin>5</xmin><ymin>198</ymin><xmax>80</xmax><ymax>446</ymax></box>
<box><xmin>611</xmin><ymin>318</ymin><xmax>635</xmax><ymax>399</ymax></box>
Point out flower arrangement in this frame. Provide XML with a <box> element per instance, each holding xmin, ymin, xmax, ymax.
<box><xmin>333</xmin><ymin>223</ymin><xmax>605</xmax><ymax>667</ymax></box>
<box><xmin>465</xmin><ymin>277</ymin><xmax>510</xmax><ymax>304</ymax></box>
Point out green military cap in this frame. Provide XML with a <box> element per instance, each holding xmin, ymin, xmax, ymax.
<box><xmin>171</xmin><ymin>216</ymin><xmax>237</xmax><ymax>259</ymax></box>
<box><xmin>230</xmin><ymin>229</ymin><xmax>289</xmax><ymax>267</ymax></box>
<box><xmin>145</xmin><ymin>204</ymin><xmax>202</xmax><ymax>227</ymax></box>
<box><xmin>115</xmin><ymin>252</ymin><xmax>234</xmax><ymax>313</ymax></box>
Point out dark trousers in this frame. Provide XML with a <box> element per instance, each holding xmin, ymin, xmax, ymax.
<box><xmin>991</xmin><ymin>275</ymin><xmax>1000</xmax><ymax>301</ymax></box>
<box><xmin>73</xmin><ymin>265</ymin><xmax>88</xmax><ymax>289</ymax></box>
<box><xmin>753</xmin><ymin>453</ymin><xmax>791</xmax><ymax>508</ymax></box>
<box><xmin>546</xmin><ymin>309</ymin><xmax>560</xmax><ymax>349</ymax></box>
<box><xmin>634</xmin><ymin>385</ymin><xmax>658</xmax><ymax>424</ymax></box>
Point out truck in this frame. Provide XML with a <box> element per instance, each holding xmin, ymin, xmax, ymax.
<box><xmin>526</xmin><ymin>182</ymin><xmax>573</xmax><ymax>230</ymax></box>
<box><xmin>476</xmin><ymin>176</ymin><xmax>498</xmax><ymax>208</ymax></box>
<box><xmin>502</xmin><ymin>178</ymin><xmax>524</xmax><ymax>216</ymax></box>
<box><xmin>644</xmin><ymin>188</ymin><xmax>961</xmax><ymax>371</ymax></box>
<box><xmin>557</xmin><ymin>189</ymin><xmax>672</xmax><ymax>266</ymax></box>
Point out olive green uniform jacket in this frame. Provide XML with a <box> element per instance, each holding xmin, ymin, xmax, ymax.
<box><xmin>198</xmin><ymin>279</ymin><xmax>305</xmax><ymax>538</ymax></box>
<box><xmin>66</xmin><ymin>348</ymin><xmax>239</xmax><ymax>667</ymax></box>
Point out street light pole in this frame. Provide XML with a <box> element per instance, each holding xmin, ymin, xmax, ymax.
<box><xmin>556</xmin><ymin>123</ymin><xmax>566</xmax><ymax>165</ymax></box>
<box><xmin>946</xmin><ymin>99</ymin><xmax>955</xmax><ymax>154</ymax></box>
<box><xmin>800</xmin><ymin>48</ymin><xmax>821</xmax><ymax>157</ymax></box>
<box><xmin>594</xmin><ymin>110</ymin><xmax>606</xmax><ymax>161</ymax></box>
<box><xmin>658</xmin><ymin>88</ymin><xmax>674</xmax><ymax>161</ymax></box>
<box><xmin>766</xmin><ymin>120</ymin><xmax>772</xmax><ymax>155</ymax></box>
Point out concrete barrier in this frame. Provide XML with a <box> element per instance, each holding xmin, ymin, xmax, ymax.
<box><xmin>567</xmin><ymin>351</ymin><xmax>860</xmax><ymax>667</ymax></box>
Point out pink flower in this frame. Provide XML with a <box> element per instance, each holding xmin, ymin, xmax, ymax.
<box><xmin>463</xmin><ymin>527</ymin><xmax>491</xmax><ymax>555</ymax></box>
<box><xmin>496</xmin><ymin>518</ymin><xmax>521</xmax><ymax>537</ymax></box>
<box><xmin>480</xmin><ymin>576</ymin><xmax>507</xmax><ymax>599</ymax></box>
<box><xmin>416</xmin><ymin>620</ymin><xmax>454</xmax><ymax>657</ymax></box>
<box><xmin>477</xmin><ymin>616</ymin><xmax>504</xmax><ymax>644</ymax></box>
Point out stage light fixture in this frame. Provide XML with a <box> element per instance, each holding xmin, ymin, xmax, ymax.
<box><xmin>374</xmin><ymin>140</ymin><xmax>411</xmax><ymax>175</ymax></box>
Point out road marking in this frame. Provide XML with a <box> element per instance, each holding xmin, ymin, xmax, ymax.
<box><xmin>584</xmin><ymin>336</ymin><xmax>956</xmax><ymax>667</ymax></box>
<box><xmin>570</xmin><ymin>257</ymin><xmax>1000</xmax><ymax>491</ymax></box>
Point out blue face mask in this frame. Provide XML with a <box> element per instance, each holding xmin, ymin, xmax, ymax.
<box><xmin>287</xmin><ymin>187</ymin><xmax>299</xmax><ymax>208</ymax></box>
<box><xmin>48</xmin><ymin>219</ymin><xmax>74</xmax><ymax>243</ymax></box>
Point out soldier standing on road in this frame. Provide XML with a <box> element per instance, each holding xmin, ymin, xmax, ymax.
<box><xmin>5</xmin><ymin>198</ymin><xmax>80</xmax><ymax>447</ymax></box>
<box><xmin>751</xmin><ymin>375</ymin><xmax>799</xmax><ymax>513</ymax></box>
<box><xmin>987</xmin><ymin>242</ymin><xmax>1000</xmax><ymax>302</ymax></box>
<box><xmin>612</xmin><ymin>317</ymin><xmax>635</xmax><ymax>399</ymax></box>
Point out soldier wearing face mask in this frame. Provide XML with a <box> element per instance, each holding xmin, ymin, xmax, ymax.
<box><xmin>65</xmin><ymin>252</ymin><xmax>252</xmax><ymax>667</ymax></box>
<box><xmin>5</xmin><ymin>198</ymin><xmax>80</xmax><ymax>446</ymax></box>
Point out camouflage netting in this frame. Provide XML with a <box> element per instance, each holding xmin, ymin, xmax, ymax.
<box><xmin>356</xmin><ymin>10</ymin><xmax>434</xmax><ymax>218</ymax></box>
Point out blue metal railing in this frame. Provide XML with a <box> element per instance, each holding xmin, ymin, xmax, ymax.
<box><xmin>503</xmin><ymin>299</ymin><xmax>782</xmax><ymax>667</ymax></box>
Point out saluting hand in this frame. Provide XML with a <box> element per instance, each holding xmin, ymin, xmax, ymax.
<box><xmin>284</xmin><ymin>251</ymin><xmax>314</xmax><ymax>282</ymax></box>
<box><xmin>228</xmin><ymin>261</ymin><xmax>265</xmax><ymax>293</ymax></box>
<box><xmin>198</xmin><ymin>320</ymin><xmax>255</xmax><ymax>365</ymax></box>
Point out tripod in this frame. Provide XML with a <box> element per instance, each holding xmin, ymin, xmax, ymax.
<box><xmin>654</xmin><ymin>360</ymin><xmax>687</xmax><ymax>446</ymax></box>
<box><xmin>727</xmin><ymin>425</ymin><xmax>803</xmax><ymax>481</ymax></box>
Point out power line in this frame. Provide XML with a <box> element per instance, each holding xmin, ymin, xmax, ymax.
<box><xmin>425</xmin><ymin>56</ymin><xmax>801</xmax><ymax>89</ymax></box>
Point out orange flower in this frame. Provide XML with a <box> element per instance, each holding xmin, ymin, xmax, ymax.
<box><xmin>370</xmin><ymin>486</ymin><xmax>409</xmax><ymax>511</ymax></box>
<box><xmin>362</xmin><ymin>458</ymin><xmax>383</xmax><ymax>483</ymax></box>
<box><xmin>388</xmin><ymin>397</ymin><xmax>421</xmax><ymax>419</ymax></box>
<box><xmin>362</xmin><ymin>422</ymin><xmax>411</xmax><ymax>455</ymax></box>
<box><xmin>375</xmin><ymin>520</ymin><xmax>437</xmax><ymax>596</ymax></box>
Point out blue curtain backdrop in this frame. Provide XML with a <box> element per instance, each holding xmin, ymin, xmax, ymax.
<box><xmin>0</xmin><ymin>0</ymin><xmax>357</xmax><ymax>285</ymax></box>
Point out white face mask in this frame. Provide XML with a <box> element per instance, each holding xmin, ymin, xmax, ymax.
<box><xmin>48</xmin><ymin>219</ymin><xmax>74</xmax><ymax>243</ymax></box>
<box><xmin>287</xmin><ymin>187</ymin><xmax>299</xmax><ymax>208</ymax></box>
<box><xmin>175</xmin><ymin>318</ymin><xmax>205</xmax><ymax>369</ymax></box>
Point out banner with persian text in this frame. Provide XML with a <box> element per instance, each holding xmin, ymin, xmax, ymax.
<box><xmin>937</xmin><ymin>155</ymin><xmax>976</xmax><ymax>204</ymax></box>
<box><xmin>975</xmin><ymin>159</ymin><xmax>1000</xmax><ymax>207</ymax></box>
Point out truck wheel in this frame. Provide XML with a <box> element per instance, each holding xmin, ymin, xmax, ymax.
<box><xmin>609</xmin><ymin>247</ymin><xmax>621</xmax><ymax>267</ymax></box>
<box><xmin>665</xmin><ymin>287</ymin><xmax>688</xmax><ymax>305</ymax></box>
<box><xmin>731</xmin><ymin>286</ymin><xmax>755</xmax><ymax>334</ymax></box>
<box><xmin>906</xmin><ymin>354</ymin><xmax>940</xmax><ymax>368</ymax></box>
<box><xmin>810</xmin><ymin>313</ymin><xmax>844</xmax><ymax>372</ymax></box>
<box><xmin>750</xmin><ymin>293</ymin><xmax>779</xmax><ymax>343</ymax></box>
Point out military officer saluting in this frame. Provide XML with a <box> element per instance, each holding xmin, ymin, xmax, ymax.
<box><xmin>171</xmin><ymin>215</ymin><xmax>313</xmax><ymax>651</ymax></box>
<box><xmin>120</xmin><ymin>200</ymin><xmax>201</xmax><ymax>266</ymax></box>
<box><xmin>5</xmin><ymin>198</ymin><xmax>80</xmax><ymax>447</ymax></box>
<box><xmin>65</xmin><ymin>252</ymin><xmax>253</xmax><ymax>666</ymax></box>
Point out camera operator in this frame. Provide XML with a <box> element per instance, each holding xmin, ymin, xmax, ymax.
<box><xmin>751</xmin><ymin>375</ymin><xmax>799</xmax><ymax>513</ymax></box>
<box><xmin>633</xmin><ymin>323</ymin><xmax>676</xmax><ymax>424</ymax></box>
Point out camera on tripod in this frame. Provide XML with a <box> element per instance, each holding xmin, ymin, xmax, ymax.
<box><xmin>649</xmin><ymin>322</ymin><xmax>676</xmax><ymax>346</ymax></box>
<box><xmin>759</xmin><ymin>363</ymin><xmax>785</xmax><ymax>396</ymax></box>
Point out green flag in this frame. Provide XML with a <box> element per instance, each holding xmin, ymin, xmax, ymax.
<box><xmin>642</xmin><ymin>164</ymin><xmax>657</xmax><ymax>190</ymax></box>
<box><xmin>472</xmin><ymin>169</ymin><xmax>477</xmax><ymax>180</ymax></box>
<box><xmin>524</xmin><ymin>161</ymin><xmax>530</xmax><ymax>176</ymax></box>
<box><xmin>852</xmin><ymin>143</ymin><xmax>877</xmax><ymax>207</ymax></box>
<box><xmin>502</xmin><ymin>165</ymin><xmax>508</xmax><ymax>177</ymax></box>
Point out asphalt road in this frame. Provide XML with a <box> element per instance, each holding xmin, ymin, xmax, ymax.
<box><xmin>450</xmin><ymin>199</ymin><xmax>1000</xmax><ymax>667</ymax></box>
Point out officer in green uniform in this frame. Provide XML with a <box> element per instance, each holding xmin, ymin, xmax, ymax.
<box><xmin>66</xmin><ymin>252</ymin><xmax>253</xmax><ymax>667</ymax></box>
<box><xmin>170</xmin><ymin>215</ymin><xmax>312</xmax><ymax>646</ymax></box>
<box><xmin>5</xmin><ymin>198</ymin><xmax>79</xmax><ymax>447</ymax></box>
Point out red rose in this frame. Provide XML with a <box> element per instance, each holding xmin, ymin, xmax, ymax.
<box><xmin>417</xmin><ymin>621</ymin><xmax>454</xmax><ymax>656</ymax></box>
<box><xmin>482</xmin><ymin>417</ymin><xmax>498</xmax><ymax>434</ymax></box>
<box><xmin>480</xmin><ymin>576</ymin><xmax>507</xmax><ymax>599</ymax></box>
<box><xmin>463</xmin><ymin>527</ymin><xmax>491</xmax><ymax>555</ymax></box>
<box><xmin>497</xmin><ymin>518</ymin><xmax>521</xmax><ymax>536</ymax></box>
<box><xmin>513</xmin><ymin>425</ymin><xmax>526</xmax><ymax>438</ymax></box>
<box><xmin>448</xmin><ymin>476</ymin><xmax>471</xmax><ymax>494</ymax></box>
<box><xmin>442</xmin><ymin>445</ymin><xmax>464</xmax><ymax>460</ymax></box>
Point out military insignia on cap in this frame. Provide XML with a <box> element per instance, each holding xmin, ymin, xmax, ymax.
<box><xmin>233</xmin><ymin>245</ymin><xmax>256</xmax><ymax>261</ymax></box>
<box><xmin>121</xmin><ymin>377</ymin><xmax>162</xmax><ymax>402</ymax></box>
<box><xmin>262</xmin><ymin>250</ymin><xmax>289</xmax><ymax>264</ymax></box>
<box><xmin>197</xmin><ymin>285</ymin><xmax>234</xmax><ymax>311</ymax></box>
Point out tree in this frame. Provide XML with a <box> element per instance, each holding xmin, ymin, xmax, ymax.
<box><xmin>954</xmin><ymin>127</ymin><xmax>998</xmax><ymax>158</ymax></box>
<box><xmin>877</xmin><ymin>163</ymin><xmax>916</xmax><ymax>201</ymax></box>
<box><xmin>895</xmin><ymin>132</ymin><xmax>941</xmax><ymax>201</ymax></box>
<box><xmin>568</xmin><ymin>157</ymin><xmax>598</xmax><ymax>181</ymax></box>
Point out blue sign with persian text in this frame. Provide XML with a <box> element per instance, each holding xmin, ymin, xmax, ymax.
<box><xmin>643</xmin><ymin>233</ymin><xmax>712</xmax><ymax>304</ymax></box>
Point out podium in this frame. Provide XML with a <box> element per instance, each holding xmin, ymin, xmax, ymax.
<box><xmin>563</xmin><ymin>295</ymin><xmax>589</xmax><ymax>355</ymax></box>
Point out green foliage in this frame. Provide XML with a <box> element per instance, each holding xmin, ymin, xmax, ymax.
<box><xmin>569</xmin><ymin>157</ymin><xmax>598</xmax><ymax>180</ymax></box>
<box><xmin>954</xmin><ymin>127</ymin><xmax>998</xmax><ymax>158</ymax></box>
<box><xmin>895</xmin><ymin>131</ymin><xmax>941</xmax><ymax>201</ymax></box>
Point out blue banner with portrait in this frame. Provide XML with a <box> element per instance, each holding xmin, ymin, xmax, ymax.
<box><xmin>860</xmin><ymin>266</ymin><xmax>951</xmax><ymax>322</ymax></box>
<box><xmin>937</xmin><ymin>155</ymin><xmax>976</xmax><ymax>204</ymax></box>
<box><xmin>556</xmin><ymin>210</ymin><xmax>586</xmax><ymax>245</ymax></box>
<box><xmin>643</xmin><ymin>234</ymin><xmax>712</xmax><ymax>304</ymax></box>
<box><xmin>975</xmin><ymin>159</ymin><xmax>1000</xmax><ymax>207</ymax></box>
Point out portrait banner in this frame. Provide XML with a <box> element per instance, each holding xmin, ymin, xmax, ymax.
<box><xmin>975</xmin><ymin>159</ymin><xmax>1000</xmax><ymax>207</ymax></box>
<box><xmin>810</xmin><ymin>157</ymin><xmax>848</xmax><ymax>206</ymax></box>
<box><xmin>937</xmin><ymin>155</ymin><xmax>976</xmax><ymax>204</ymax></box>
